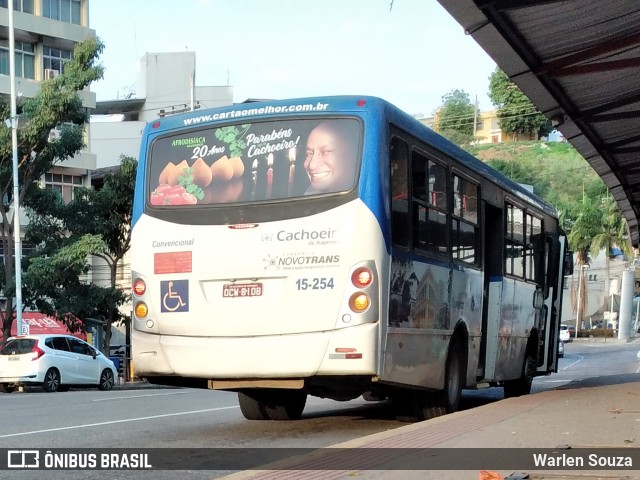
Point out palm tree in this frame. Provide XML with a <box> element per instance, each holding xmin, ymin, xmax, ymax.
<box><xmin>567</xmin><ymin>198</ymin><xmax>602</xmax><ymax>329</ymax></box>
<box><xmin>590</xmin><ymin>195</ymin><xmax>634</xmax><ymax>316</ymax></box>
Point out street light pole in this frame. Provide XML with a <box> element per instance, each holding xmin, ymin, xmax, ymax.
<box><xmin>576</xmin><ymin>265</ymin><xmax>583</xmax><ymax>340</ymax></box>
<box><xmin>8</xmin><ymin>1</ymin><xmax>24</xmax><ymax>335</ymax></box>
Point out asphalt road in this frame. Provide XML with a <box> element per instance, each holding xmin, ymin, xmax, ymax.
<box><xmin>1</xmin><ymin>338</ymin><xmax>638</xmax><ymax>480</ymax></box>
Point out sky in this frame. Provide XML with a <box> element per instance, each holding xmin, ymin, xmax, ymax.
<box><xmin>88</xmin><ymin>0</ymin><xmax>498</xmax><ymax>118</ymax></box>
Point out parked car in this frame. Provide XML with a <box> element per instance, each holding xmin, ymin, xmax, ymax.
<box><xmin>559</xmin><ymin>324</ymin><xmax>571</xmax><ymax>342</ymax></box>
<box><xmin>558</xmin><ymin>339</ymin><xmax>565</xmax><ymax>358</ymax></box>
<box><xmin>0</xmin><ymin>334</ymin><xmax>117</xmax><ymax>393</ymax></box>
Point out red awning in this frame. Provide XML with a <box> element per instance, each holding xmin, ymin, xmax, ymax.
<box><xmin>1</xmin><ymin>312</ymin><xmax>86</xmax><ymax>342</ymax></box>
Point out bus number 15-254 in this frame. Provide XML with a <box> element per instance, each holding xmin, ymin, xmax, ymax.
<box><xmin>295</xmin><ymin>278</ymin><xmax>335</xmax><ymax>291</ymax></box>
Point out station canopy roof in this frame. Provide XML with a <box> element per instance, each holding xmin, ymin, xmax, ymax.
<box><xmin>437</xmin><ymin>1</ymin><xmax>640</xmax><ymax>246</ymax></box>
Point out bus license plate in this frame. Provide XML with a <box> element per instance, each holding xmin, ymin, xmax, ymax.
<box><xmin>222</xmin><ymin>283</ymin><xmax>263</xmax><ymax>298</ymax></box>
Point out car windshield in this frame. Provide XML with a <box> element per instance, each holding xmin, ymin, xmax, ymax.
<box><xmin>0</xmin><ymin>338</ymin><xmax>35</xmax><ymax>354</ymax></box>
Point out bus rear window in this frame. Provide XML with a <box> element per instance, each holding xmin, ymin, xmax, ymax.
<box><xmin>147</xmin><ymin>118</ymin><xmax>362</xmax><ymax>206</ymax></box>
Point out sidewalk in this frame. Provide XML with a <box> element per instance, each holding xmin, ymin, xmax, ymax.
<box><xmin>221</xmin><ymin>340</ymin><xmax>640</xmax><ymax>480</ymax></box>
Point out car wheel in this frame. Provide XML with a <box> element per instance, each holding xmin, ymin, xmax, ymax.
<box><xmin>42</xmin><ymin>368</ymin><xmax>61</xmax><ymax>393</ymax></box>
<box><xmin>98</xmin><ymin>369</ymin><xmax>115</xmax><ymax>391</ymax></box>
<box><xmin>1</xmin><ymin>383</ymin><xmax>16</xmax><ymax>393</ymax></box>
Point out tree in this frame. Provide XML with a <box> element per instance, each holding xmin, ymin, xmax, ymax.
<box><xmin>566</xmin><ymin>194</ymin><xmax>633</xmax><ymax>330</ymax></box>
<box><xmin>0</xmin><ymin>37</ymin><xmax>104</xmax><ymax>343</ymax></box>
<box><xmin>589</xmin><ymin>195</ymin><xmax>634</xmax><ymax>314</ymax></box>
<box><xmin>438</xmin><ymin>89</ymin><xmax>475</xmax><ymax>146</ymax></box>
<box><xmin>25</xmin><ymin>155</ymin><xmax>136</xmax><ymax>351</ymax></box>
<box><xmin>488</xmin><ymin>68</ymin><xmax>551</xmax><ymax>140</ymax></box>
<box><xmin>566</xmin><ymin>198</ymin><xmax>601</xmax><ymax>330</ymax></box>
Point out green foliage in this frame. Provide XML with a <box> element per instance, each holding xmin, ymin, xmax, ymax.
<box><xmin>25</xmin><ymin>156</ymin><xmax>136</xmax><ymax>348</ymax></box>
<box><xmin>215</xmin><ymin>124</ymin><xmax>249</xmax><ymax>158</ymax></box>
<box><xmin>438</xmin><ymin>89</ymin><xmax>475</xmax><ymax>140</ymax></box>
<box><xmin>488</xmin><ymin>68</ymin><xmax>551</xmax><ymax>139</ymax></box>
<box><xmin>466</xmin><ymin>141</ymin><xmax>604</xmax><ymax>222</ymax></box>
<box><xmin>467</xmin><ymin>140</ymin><xmax>633</xmax><ymax>268</ymax></box>
<box><xmin>177</xmin><ymin>167</ymin><xmax>205</xmax><ymax>200</ymax></box>
<box><xmin>0</xmin><ymin>37</ymin><xmax>105</xmax><ymax>342</ymax></box>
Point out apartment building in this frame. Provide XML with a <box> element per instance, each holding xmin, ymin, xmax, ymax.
<box><xmin>418</xmin><ymin>109</ymin><xmax>538</xmax><ymax>144</ymax></box>
<box><xmin>0</xmin><ymin>0</ymin><xmax>97</xmax><ymax>229</ymax></box>
<box><xmin>89</xmin><ymin>51</ymin><xmax>234</xmax><ymax>298</ymax></box>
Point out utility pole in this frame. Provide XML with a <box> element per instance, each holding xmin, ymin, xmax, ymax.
<box><xmin>473</xmin><ymin>95</ymin><xmax>478</xmax><ymax>139</ymax></box>
<box><xmin>8</xmin><ymin>0</ymin><xmax>24</xmax><ymax>335</ymax></box>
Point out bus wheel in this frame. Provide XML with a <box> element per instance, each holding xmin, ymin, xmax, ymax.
<box><xmin>263</xmin><ymin>389</ymin><xmax>307</xmax><ymax>420</ymax></box>
<box><xmin>391</xmin><ymin>390</ymin><xmax>422</xmax><ymax>422</ymax></box>
<box><xmin>422</xmin><ymin>340</ymin><xmax>464</xmax><ymax>419</ymax></box>
<box><xmin>238</xmin><ymin>389</ymin><xmax>307</xmax><ymax>421</ymax></box>
<box><xmin>238</xmin><ymin>391</ymin><xmax>270</xmax><ymax>420</ymax></box>
<box><xmin>503</xmin><ymin>352</ymin><xmax>536</xmax><ymax>398</ymax></box>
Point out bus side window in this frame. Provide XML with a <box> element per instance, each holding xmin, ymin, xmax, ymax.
<box><xmin>429</xmin><ymin>163</ymin><xmax>447</xmax><ymax>210</ymax></box>
<box><xmin>391</xmin><ymin>137</ymin><xmax>409</xmax><ymax>248</ymax></box>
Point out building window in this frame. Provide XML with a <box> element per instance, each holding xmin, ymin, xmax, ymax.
<box><xmin>0</xmin><ymin>39</ymin><xmax>35</xmax><ymax>78</ymax></box>
<box><xmin>43</xmin><ymin>46</ymin><xmax>72</xmax><ymax>75</ymax></box>
<box><xmin>45</xmin><ymin>173</ymin><xmax>84</xmax><ymax>203</ymax></box>
<box><xmin>0</xmin><ymin>0</ymin><xmax>34</xmax><ymax>13</ymax></box>
<box><xmin>42</xmin><ymin>0</ymin><xmax>81</xmax><ymax>24</ymax></box>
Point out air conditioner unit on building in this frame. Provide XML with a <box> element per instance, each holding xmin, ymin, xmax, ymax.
<box><xmin>44</xmin><ymin>68</ymin><xmax>59</xmax><ymax>80</ymax></box>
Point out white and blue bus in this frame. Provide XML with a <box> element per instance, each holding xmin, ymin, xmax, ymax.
<box><xmin>131</xmin><ymin>96</ymin><xmax>571</xmax><ymax>421</ymax></box>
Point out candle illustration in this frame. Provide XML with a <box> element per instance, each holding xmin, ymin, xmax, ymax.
<box><xmin>288</xmin><ymin>147</ymin><xmax>296</xmax><ymax>196</ymax></box>
<box><xmin>250</xmin><ymin>159</ymin><xmax>258</xmax><ymax>200</ymax></box>
<box><xmin>266</xmin><ymin>153</ymin><xmax>274</xmax><ymax>199</ymax></box>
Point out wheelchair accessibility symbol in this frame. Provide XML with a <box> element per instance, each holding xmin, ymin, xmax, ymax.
<box><xmin>160</xmin><ymin>280</ymin><xmax>189</xmax><ymax>312</ymax></box>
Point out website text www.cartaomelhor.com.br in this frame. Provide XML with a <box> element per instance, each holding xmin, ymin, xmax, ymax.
<box><xmin>183</xmin><ymin>102</ymin><xmax>330</xmax><ymax>125</ymax></box>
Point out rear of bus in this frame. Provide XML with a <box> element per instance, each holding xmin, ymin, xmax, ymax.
<box><xmin>131</xmin><ymin>97</ymin><xmax>389</xmax><ymax>407</ymax></box>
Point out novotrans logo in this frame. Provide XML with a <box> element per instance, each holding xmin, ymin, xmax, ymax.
<box><xmin>263</xmin><ymin>254</ymin><xmax>341</xmax><ymax>270</ymax></box>
<box><xmin>263</xmin><ymin>254</ymin><xmax>278</xmax><ymax>269</ymax></box>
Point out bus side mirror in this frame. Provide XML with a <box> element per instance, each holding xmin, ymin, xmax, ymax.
<box><xmin>533</xmin><ymin>288</ymin><xmax>544</xmax><ymax>309</ymax></box>
<box><xmin>563</xmin><ymin>250</ymin><xmax>574</xmax><ymax>276</ymax></box>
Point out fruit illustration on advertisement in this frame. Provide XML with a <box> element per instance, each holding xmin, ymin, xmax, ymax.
<box><xmin>150</xmin><ymin>184</ymin><xmax>198</xmax><ymax>205</ymax></box>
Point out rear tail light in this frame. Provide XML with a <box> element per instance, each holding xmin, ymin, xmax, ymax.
<box><xmin>349</xmin><ymin>293</ymin><xmax>370</xmax><ymax>312</ymax></box>
<box><xmin>133</xmin><ymin>278</ymin><xmax>146</xmax><ymax>296</ymax></box>
<box><xmin>32</xmin><ymin>343</ymin><xmax>45</xmax><ymax>361</ymax></box>
<box><xmin>351</xmin><ymin>267</ymin><xmax>373</xmax><ymax>288</ymax></box>
<box><xmin>135</xmin><ymin>302</ymin><xmax>149</xmax><ymax>319</ymax></box>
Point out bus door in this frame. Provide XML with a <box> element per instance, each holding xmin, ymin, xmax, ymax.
<box><xmin>536</xmin><ymin>233</ymin><xmax>564</xmax><ymax>373</ymax></box>
<box><xmin>480</xmin><ymin>201</ymin><xmax>503</xmax><ymax>380</ymax></box>
<box><xmin>532</xmin><ymin>228</ymin><xmax>553</xmax><ymax>374</ymax></box>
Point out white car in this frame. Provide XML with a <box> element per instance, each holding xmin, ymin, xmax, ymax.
<box><xmin>559</xmin><ymin>324</ymin><xmax>571</xmax><ymax>342</ymax></box>
<box><xmin>0</xmin><ymin>334</ymin><xmax>118</xmax><ymax>393</ymax></box>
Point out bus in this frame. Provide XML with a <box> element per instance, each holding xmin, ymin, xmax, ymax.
<box><xmin>131</xmin><ymin>95</ymin><xmax>572</xmax><ymax>421</ymax></box>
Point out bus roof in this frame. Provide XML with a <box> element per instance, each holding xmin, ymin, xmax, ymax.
<box><xmin>143</xmin><ymin>95</ymin><xmax>558</xmax><ymax>218</ymax></box>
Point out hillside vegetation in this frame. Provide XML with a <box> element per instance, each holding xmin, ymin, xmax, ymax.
<box><xmin>465</xmin><ymin>141</ymin><xmax>607</xmax><ymax>218</ymax></box>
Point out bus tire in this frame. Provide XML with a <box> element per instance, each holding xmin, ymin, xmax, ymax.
<box><xmin>391</xmin><ymin>390</ymin><xmax>422</xmax><ymax>422</ymax></box>
<box><xmin>503</xmin><ymin>351</ymin><xmax>536</xmax><ymax>398</ymax></box>
<box><xmin>238</xmin><ymin>391</ymin><xmax>270</xmax><ymax>420</ymax></box>
<box><xmin>423</xmin><ymin>339</ymin><xmax>464</xmax><ymax>418</ymax></box>
<box><xmin>264</xmin><ymin>389</ymin><xmax>307</xmax><ymax>421</ymax></box>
